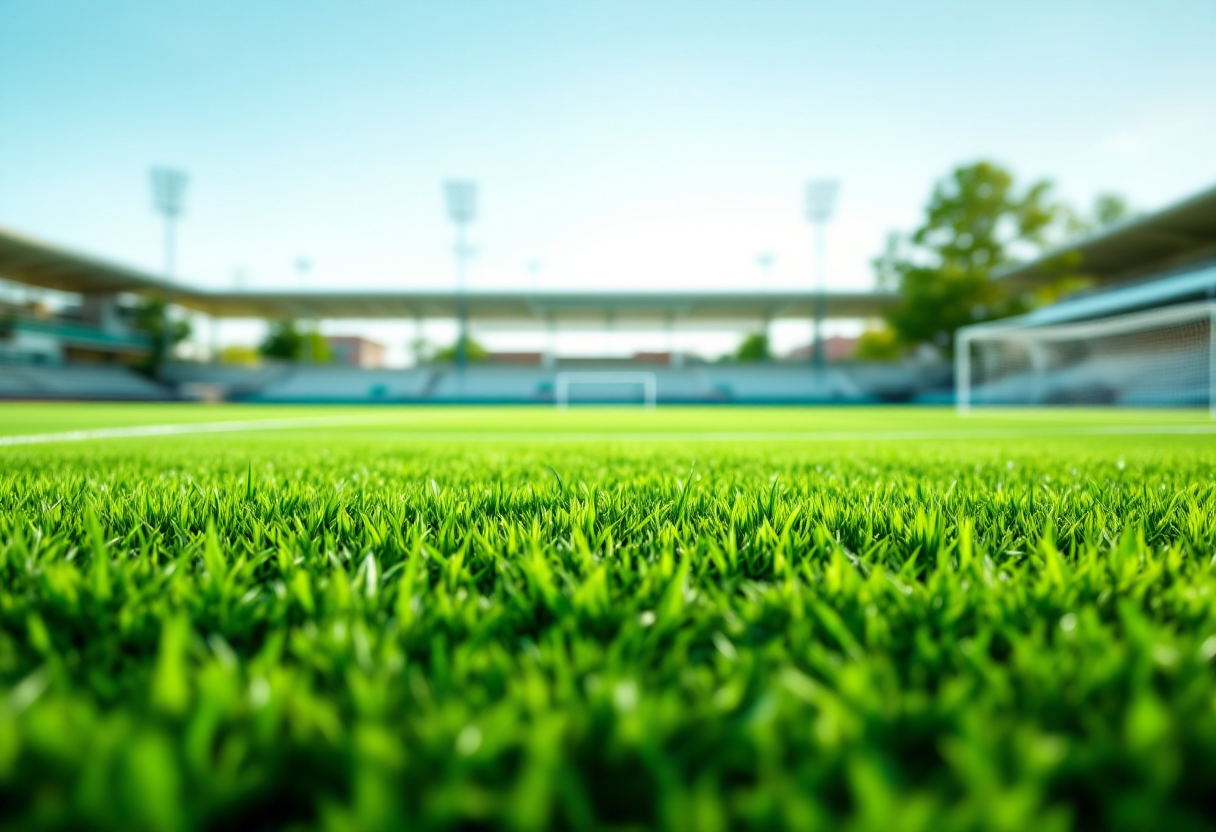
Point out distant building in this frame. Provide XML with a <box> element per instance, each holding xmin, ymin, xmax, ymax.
<box><xmin>485</xmin><ymin>351</ymin><xmax>543</xmax><ymax>365</ymax></box>
<box><xmin>633</xmin><ymin>351</ymin><xmax>678</xmax><ymax>365</ymax></box>
<box><xmin>786</xmin><ymin>335</ymin><xmax>858</xmax><ymax>362</ymax></box>
<box><xmin>326</xmin><ymin>336</ymin><xmax>385</xmax><ymax>368</ymax></box>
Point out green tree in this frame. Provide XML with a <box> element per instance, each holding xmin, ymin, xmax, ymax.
<box><xmin>881</xmin><ymin>161</ymin><xmax>1065</xmax><ymax>352</ymax></box>
<box><xmin>133</xmin><ymin>295</ymin><xmax>191</xmax><ymax>369</ymax></box>
<box><xmin>435</xmin><ymin>336</ymin><xmax>487</xmax><ymax>362</ymax></box>
<box><xmin>852</xmin><ymin>325</ymin><xmax>901</xmax><ymax>361</ymax></box>
<box><xmin>1093</xmin><ymin>193</ymin><xmax>1131</xmax><ymax>228</ymax></box>
<box><xmin>260</xmin><ymin>320</ymin><xmax>302</xmax><ymax>360</ymax></box>
<box><xmin>1057</xmin><ymin>192</ymin><xmax>1133</xmax><ymax>240</ymax></box>
<box><xmin>735</xmin><ymin>332</ymin><xmax>768</xmax><ymax>362</ymax></box>
<box><xmin>219</xmin><ymin>345</ymin><xmax>261</xmax><ymax>366</ymax></box>
<box><xmin>259</xmin><ymin>321</ymin><xmax>332</xmax><ymax>363</ymax></box>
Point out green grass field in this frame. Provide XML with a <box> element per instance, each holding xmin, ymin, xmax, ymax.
<box><xmin>3</xmin><ymin>403</ymin><xmax>1216</xmax><ymax>831</ymax></box>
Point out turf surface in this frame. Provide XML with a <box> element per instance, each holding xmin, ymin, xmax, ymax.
<box><xmin>2</xmin><ymin>404</ymin><xmax>1216</xmax><ymax>831</ymax></box>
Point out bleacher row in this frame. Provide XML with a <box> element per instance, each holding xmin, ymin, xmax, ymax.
<box><xmin>0</xmin><ymin>361</ymin><xmax>952</xmax><ymax>404</ymax></box>
<box><xmin>170</xmin><ymin>362</ymin><xmax>950</xmax><ymax>404</ymax></box>
<box><xmin>0</xmin><ymin>364</ymin><xmax>169</xmax><ymax>400</ymax></box>
<box><xmin>239</xmin><ymin>366</ymin><xmax>865</xmax><ymax>403</ymax></box>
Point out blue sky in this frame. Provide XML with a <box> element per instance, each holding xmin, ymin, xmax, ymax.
<box><xmin>1</xmin><ymin>1</ymin><xmax>1214</xmax><ymax>356</ymax></box>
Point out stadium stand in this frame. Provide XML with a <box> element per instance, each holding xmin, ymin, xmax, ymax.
<box><xmin>0</xmin><ymin>219</ymin><xmax>931</xmax><ymax>404</ymax></box>
<box><xmin>0</xmin><ymin>364</ymin><xmax>168</xmax><ymax>400</ymax></box>
<box><xmin>152</xmin><ymin>360</ymin><xmax>949</xmax><ymax>404</ymax></box>
<box><xmin>246</xmin><ymin>367</ymin><xmax>436</xmax><ymax>402</ymax></box>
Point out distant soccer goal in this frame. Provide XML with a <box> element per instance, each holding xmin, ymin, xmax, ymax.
<box><xmin>956</xmin><ymin>301</ymin><xmax>1216</xmax><ymax>414</ymax></box>
<box><xmin>555</xmin><ymin>372</ymin><xmax>657</xmax><ymax>410</ymax></box>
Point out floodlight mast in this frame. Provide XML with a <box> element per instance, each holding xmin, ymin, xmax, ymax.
<box><xmin>150</xmin><ymin>167</ymin><xmax>188</xmax><ymax>372</ymax></box>
<box><xmin>756</xmin><ymin>253</ymin><xmax>775</xmax><ymax>286</ymax></box>
<box><xmin>805</xmin><ymin>179</ymin><xmax>839</xmax><ymax>370</ymax></box>
<box><xmin>444</xmin><ymin>180</ymin><xmax>477</xmax><ymax>370</ymax></box>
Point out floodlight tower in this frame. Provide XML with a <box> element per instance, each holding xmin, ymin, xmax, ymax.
<box><xmin>756</xmin><ymin>253</ymin><xmax>775</xmax><ymax>286</ymax></box>
<box><xmin>444</xmin><ymin>180</ymin><xmax>478</xmax><ymax>370</ymax></box>
<box><xmin>805</xmin><ymin>179</ymin><xmax>839</xmax><ymax>370</ymax></box>
<box><xmin>150</xmin><ymin>167</ymin><xmax>188</xmax><ymax>369</ymax></box>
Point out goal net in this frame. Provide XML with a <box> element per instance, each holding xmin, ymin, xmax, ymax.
<box><xmin>555</xmin><ymin>372</ymin><xmax>657</xmax><ymax>409</ymax></box>
<box><xmin>956</xmin><ymin>301</ymin><xmax>1216</xmax><ymax>413</ymax></box>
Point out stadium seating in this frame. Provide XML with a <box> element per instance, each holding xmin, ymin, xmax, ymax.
<box><xmin>702</xmin><ymin>366</ymin><xmax>864</xmax><ymax>402</ymax></box>
<box><xmin>244</xmin><ymin>366</ymin><xmax>436</xmax><ymax>402</ymax></box>
<box><xmin>1</xmin><ymin>360</ymin><xmax>954</xmax><ymax>404</ymax></box>
<box><xmin>0</xmin><ymin>364</ymin><xmax>168</xmax><ymax>400</ymax></box>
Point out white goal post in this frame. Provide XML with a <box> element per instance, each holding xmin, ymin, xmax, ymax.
<box><xmin>956</xmin><ymin>301</ymin><xmax>1216</xmax><ymax>415</ymax></box>
<box><xmin>555</xmin><ymin>372</ymin><xmax>657</xmax><ymax>410</ymax></box>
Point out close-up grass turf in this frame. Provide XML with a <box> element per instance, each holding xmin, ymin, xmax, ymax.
<box><xmin>2</xmin><ymin>404</ymin><xmax>1216</xmax><ymax>831</ymax></box>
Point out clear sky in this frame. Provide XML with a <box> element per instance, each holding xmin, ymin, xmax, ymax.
<box><xmin>1</xmin><ymin>1</ymin><xmax>1214</xmax><ymax>357</ymax></box>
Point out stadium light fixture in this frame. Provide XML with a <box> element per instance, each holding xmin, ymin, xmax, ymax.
<box><xmin>756</xmin><ymin>253</ymin><xmax>775</xmax><ymax>286</ymax></box>
<box><xmin>444</xmin><ymin>180</ymin><xmax>478</xmax><ymax>370</ymax></box>
<box><xmin>805</xmin><ymin>179</ymin><xmax>839</xmax><ymax>369</ymax></box>
<box><xmin>149</xmin><ymin>167</ymin><xmax>188</xmax><ymax>372</ymax></box>
<box><xmin>445</xmin><ymin>181</ymin><xmax>478</xmax><ymax>225</ymax></box>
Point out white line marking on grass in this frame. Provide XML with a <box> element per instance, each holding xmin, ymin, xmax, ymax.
<box><xmin>2</xmin><ymin>419</ymin><xmax>1214</xmax><ymax>448</ymax></box>
<box><xmin>329</xmin><ymin>424</ymin><xmax>1216</xmax><ymax>443</ymax></box>
<box><xmin>433</xmin><ymin>424</ymin><xmax>1216</xmax><ymax>442</ymax></box>
<box><xmin>0</xmin><ymin>416</ymin><xmax>372</xmax><ymax>447</ymax></box>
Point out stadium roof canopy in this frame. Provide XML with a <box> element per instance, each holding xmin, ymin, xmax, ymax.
<box><xmin>181</xmin><ymin>288</ymin><xmax>894</xmax><ymax>323</ymax></box>
<box><xmin>995</xmin><ymin>182</ymin><xmax>1216</xmax><ymax>291</ymax></box>
<box><xmin>0</xmin><ymin>223</ymin><xmax>896</xmax><ymax>323</ymax></box>
<box><xmin>0</xmin><ymin>224</ymin><xmax>174</xmax><ymax>294</ymax></box>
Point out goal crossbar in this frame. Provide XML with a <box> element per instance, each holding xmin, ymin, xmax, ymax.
<box><xmin>555</xmin><ymin>372</ymin><xmax>657</xmax><ymax>410</ymax></box>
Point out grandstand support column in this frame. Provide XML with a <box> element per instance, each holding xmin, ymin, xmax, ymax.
<box><xmin>543</xmin><ymin>314</ymin><xmax>556</xmax><ymax>369</ymax></box>
<box><xmin>813</xmin><ymin>221</ymin><xmax>826</xmax><ymax>371</ymax></box>
<box><xmin>412</xmin><ymin>314</ymin><xmax>425</xmax><ymax>367</ymax></box>
<box><xmin>955</xmin><ymin>328</ymin><xmax>971</xmax><ymax>414</ymax></box>
<box><xmin>666</xmin><ymin>314</ymin><xmax>684</xmax><ymax>368</ymax></box>
<box><xmin>159</xmin><ymin>222</ymin><xmax>175</xmax><ymax>365</ymax></box>
<box><xmin>210</xmin><ymin>316</ymin><xmax>221</xmax><ymax>364</ymax></box>
<box><xmin>763</xmin><ymin>312</ymin><xmax>772</xmax><ymax>364</ymax></box>
<box><xmin>456</xmin><ymin>227</ymin><xmax>468</xmax><ymax>371</ymax></box>
<box><xmin>296</xmin><ymin>259</ymin><xmax>313</xmax><ymax>364</ymax></box>
<box><xmin>1209</xmin><ymin>307</ymin><xmax>1216</xmax><ymax>419</ymax></box>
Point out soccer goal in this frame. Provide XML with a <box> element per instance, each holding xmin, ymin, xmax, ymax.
<box><xmin>554</xmin><ymin>372</ymin><xmax>658</xmax><ymax>410</ymax></box>
<box><xmin>956</xmin><ymin>301</ymin><xmax>1216</xmax><ymax>414</ymax></box>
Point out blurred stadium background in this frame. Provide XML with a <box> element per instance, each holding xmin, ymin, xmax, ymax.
<box><xmin>1</xmin><ymin>178</ymin><xmax>1213</xmax><ymax>407</ymax></box>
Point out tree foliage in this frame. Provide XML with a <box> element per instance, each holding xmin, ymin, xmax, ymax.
<box><xmin>880</xmin><ymin>161</ymin><xmax>1063</xmax><ymax>351</ymax></box>
<box><xmin>1093</xmin><ymin>193</ymin><xmax>1131</xmax><ymax>228</ymax></box>
<box><xmin>219</xmin><ymin>345</ymin><xmax>261</xmax><ymax>366</ymax></box>
<box><xmin>259</xmin><ymin>320</ymin><xmax>333</xmax><ymax>363</ymax></box>
<box><xmin>878</xmin><ymin>163</ymin><xmax>1134</xmax><ymax>354</ymax></box>
<box><xmin>852</xmin><ymin>325</ymin><xmax>901</xmax><ymax>361</ymax></box>
<box><xmin>434</xmin><ymin>336</ymin><xmax>487</xmax><ymax>362</ymax></box>
<box><xmin>735</xmin><ymin>332</ymin><xmax>768</xmax><ymax>362</ymax></box>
